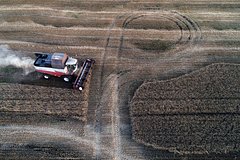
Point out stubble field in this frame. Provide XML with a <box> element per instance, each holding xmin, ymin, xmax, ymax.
<box><xmin>0</xmin><ymin>0</ymin><xmax>240</xmax><ymax>159</ymax></box>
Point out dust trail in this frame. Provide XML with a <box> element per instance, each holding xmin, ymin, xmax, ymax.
<box><xmin>0</xmin><ymin>45</ymin><xmax>34</xmax><ymax>74</ymax></box>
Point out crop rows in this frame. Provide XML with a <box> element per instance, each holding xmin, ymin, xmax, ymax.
<box><xmin>132</xmin><ymin>114</ymin><xmax>240</xmax><ymax>154</ymax></box>
<box><xmin>0</xmin><ymin>10</ymin><xmax>113</xmax><ymax>28</ymax></box>
<box><xmin>0</xmin><ymin>83</ymin><xmax>85</xmax><ymax>99</ymax></box>
<box><xmin>131</xmin><ymin>99</ymin><xmax>240</xmax><ymax>116</ymax></box>
<box><xmin>130</xmin><ymin>63</ymin><xmax>240</xmax><ymax>154</ymax></box>
<box><xmin>1</xmin><ymin>0</ymin><xmax>240</xmax><ymax>11</ymax></box>
<box><xmin>133</xmin><ymin>63</ymin><xmax>240</xmax><ymax>100</ymax></box>
<box><xmin>0</xmin><ymin>83</ymin><xmax>88</xmax><ymax>121</ymax></box>
<box><xmin>1</xmin><ymin>100</ymin><xmax>87</xmax><ymax>115</ymax></box>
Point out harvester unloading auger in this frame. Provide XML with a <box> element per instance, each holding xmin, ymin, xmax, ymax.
<box><xmin>33</xmin><ymin>52</ymin><xmax>95</xmax><ymax>91</ymax></box>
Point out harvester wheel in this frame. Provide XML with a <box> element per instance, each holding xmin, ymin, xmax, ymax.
<box><xmin>43</xmin><ymin>74</ymin><xmax>50</xmax><ymax>80</ymax></box>
<box><xmin>62</xmin><ymin>76</ymin><xmax>72</xmax><ymax>82</ymax></box>
<box><xmin>63</xmin><ymin>77</ymin><xmax>70</xmax><ymax>82</ymax></box>
<box><xmin>78</xmin><ymin>86</ymin><xmax>83</xmax><ymax>91</ymax></box>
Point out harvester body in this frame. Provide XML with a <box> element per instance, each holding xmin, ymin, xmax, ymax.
<box><xmin>34</xmin><ymin>52</ymin><xmax>78</xmax><ymax>77</ymax></box>
<box><xmin>33</xmin><ymin>52</ymin><xmax>94</xmax><ymax>90</ymax></box>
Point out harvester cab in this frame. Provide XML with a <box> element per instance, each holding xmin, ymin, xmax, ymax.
<box><xmin>33</xmin><ymin>52</ymin><xmax>94</xmax><ymax>91</ymax></box>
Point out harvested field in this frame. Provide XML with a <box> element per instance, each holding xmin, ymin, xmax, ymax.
<box><xmin>131</xmin><ymin>63</ymin><xmax>240</xmax><ymax>154</ymax></box>
<box><xmin>0</xmin><ymin>83</ymin><xmax>88</xmax><ymax>121</ymax></box>
<box><xmin>0</xmin><ymin>0</ymin><xmax>240</xmax><ymax>159</ymax></box>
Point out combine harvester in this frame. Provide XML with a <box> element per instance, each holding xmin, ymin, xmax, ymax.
<box><xmin>33</xmin><ymin>52</ymin><xmax>95</xmax><ymax>91</ymax></box>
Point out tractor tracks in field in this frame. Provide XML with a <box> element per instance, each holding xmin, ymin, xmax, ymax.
<box><xmin>119</xmin><ymin>10</ymin><xmax>202</xmax><ymax>58</ymax></box>
<box><xmin>92</xmin><ymin>14</ymin><xmax>123</xmax><ymax>159</ymax></box>
<box><xmin>92</xmin><ymin>10</ymin><xmax>203</xmax><ymax>159</ymax></box>
<box><xmin>93</xmin><ymin>12</ymin><xmax>142</xmax><ymax>160</ymax></box>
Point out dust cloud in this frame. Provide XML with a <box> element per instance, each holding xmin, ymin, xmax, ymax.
<box><xmin>0</xmin><ymin>45</ymin><xmax>34</xmax><ymax>74</ymax></box>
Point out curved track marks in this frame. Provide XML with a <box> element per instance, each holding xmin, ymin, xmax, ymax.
<box><xmin>119</xmin><ymin>10</ymin><xmax>202</xmax><ymax>56</ymax></box>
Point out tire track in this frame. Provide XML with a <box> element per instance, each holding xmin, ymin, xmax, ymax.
<box><xmin>93</xmin><ymin>13</ymin><xmax>137</xmax><ymax>160</ymax></box>
<box><xmin>92</xmin><ymin>14</ymin><xmax>123</xmax><ymax>159</ymax></box>
<box><xmin>120</xmin><ymin>10</ymin><xmax>202</xmax><ymax>55</ymax></box>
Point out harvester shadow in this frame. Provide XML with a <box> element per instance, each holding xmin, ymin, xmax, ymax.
<box><xmin>0</xmin><ymin>66</ymin><xmax>72</xmax><ymax>89</ymax></box>
<box><xmin>20</xmin><ymin>72</ymin><xmax>73</xmax><ymax>89</ymax></box>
